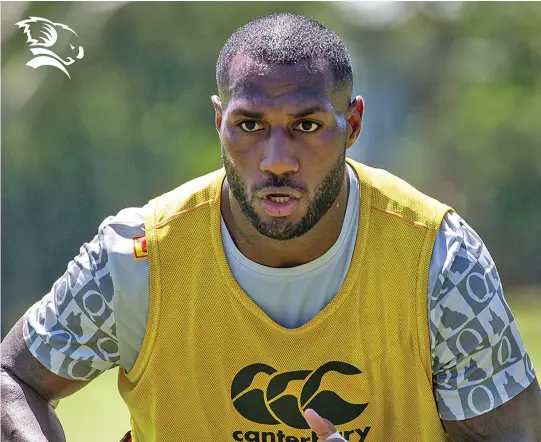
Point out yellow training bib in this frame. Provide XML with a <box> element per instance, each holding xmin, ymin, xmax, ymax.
<box><xmin>118</xmin><ymin>159</ymin><xmax>452</xmax><ymax>442</ymax></box>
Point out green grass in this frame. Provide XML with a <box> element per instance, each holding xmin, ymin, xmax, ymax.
<box><xmin>507</xmin><ymin>288</ymin><xmax>541</xmax><ymax>374</ymax></box>
<box><xmin>56</xmin><ymin>290</ymin><xmax>541</xmax><ymax>442</ymax></box>
<box><xmin>57</xmin><ymin>370</ymin><xmax>130</xmax><ymax>441</ymax></box>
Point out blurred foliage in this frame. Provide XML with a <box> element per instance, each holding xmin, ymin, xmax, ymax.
<box><xmin>2</xmin><ymin>2</ymin><xmax>541</xmax><ymax>336</ymax></box>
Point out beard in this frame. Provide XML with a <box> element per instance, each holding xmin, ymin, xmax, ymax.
<box><xmin>222</xmin><ymin>147</ymin><xmax>346</xmax><ymax>241</ymax></box>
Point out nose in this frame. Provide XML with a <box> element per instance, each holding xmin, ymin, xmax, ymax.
<box><xmin>260</xmin><ymin>130</ymin><xmax>299</xmax><ymax>176</ymax></box>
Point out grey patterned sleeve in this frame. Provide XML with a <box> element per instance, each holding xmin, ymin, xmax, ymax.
<box><xmin>430</xmin><ymin>213</ymin><xmax>536</xmax><ymax>420</ymax></box>
<box><xmin>23</xmin><ymin>218</ymin><xmax>119</xmax><ymax>381</ymax></box>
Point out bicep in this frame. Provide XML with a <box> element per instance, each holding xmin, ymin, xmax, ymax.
<box><xmin>430</xmin><ymin>215</ymin><xmax>538</xmax><ymax>433</ymax></box>
<box><xmin>1</xmin><ymin>317</ymin><xmax>89</xmax><ymax>401</ymax></box>
<box><xmin>23</xmin><ymin>229</ymin><xmax>120</xmax><ymax>381</ymax></box>
<box><xmin>442</xmin><ymin>377</ymin><xmax>541</xmax><ymax>441</ymax></box>
<box><xmin>2</xmin><ymin>227</ymin><xmax>121</xmax><ymax>399</ymax></box>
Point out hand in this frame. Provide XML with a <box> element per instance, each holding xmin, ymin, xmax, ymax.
<box><xmin>303</xmin><ymin>408</ymin><xmax>345</xmax><ymax>441</ymax></box>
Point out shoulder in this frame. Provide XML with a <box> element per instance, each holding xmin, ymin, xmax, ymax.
<box><xmin>429</xmin><ymin>211</ymin><xmax>500</xmax><ymax>313</ymax></box>
<box><xmin>99</xmin><ymin>205</ymin><xmax>147</xmax><ymax>238</ymax></box>
<box><xmin>150</xmin><ymin>169</ymin><xmax>225</xmax><ymax>227</ymax></box>
<box><xmin>98</xmin><ymin>204</ymin><xmax>150</xmax><ymax>301</ymax></box>
<box><xmin>428</xmin><ymin>211</ymin><xmax>466</xmax><ymax>299</ymax></box>
<box><xmin>98</xmin><ymin>205</ymin><xmax>147</xmax><ymax>257</ymax></box>
<box><xmin>348</xmin><ymin>160</ymin><xmax>452</xmax><ymax>229</ymax></box>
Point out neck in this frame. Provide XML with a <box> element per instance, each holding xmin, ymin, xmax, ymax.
<box><xmin>221</xmin><ymin>172</ymin><xmax>349</xmax><ymax>268</ymax></box>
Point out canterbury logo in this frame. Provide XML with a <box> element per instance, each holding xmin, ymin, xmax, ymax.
<box><xmin>231</xmin><ymin>361</ymin><xmax>368</xmax><ymax>429</ymax></box>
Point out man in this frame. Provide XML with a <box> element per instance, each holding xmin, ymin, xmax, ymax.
<box><xmin>1</xmin><ymin>13</ymin><xmax>540</xmax><ymax>442</ymax></box>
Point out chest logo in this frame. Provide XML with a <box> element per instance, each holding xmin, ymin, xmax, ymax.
<box><xmin>133</xmin><ymin>236</ymin><xmax>148</xmax><ymax>259</ymax></box>
<box><xmin>231</xmin><ymin>361</ymin><xmax>368</xmax><ymax>430</ymax></box>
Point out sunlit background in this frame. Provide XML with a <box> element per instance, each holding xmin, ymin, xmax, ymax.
<box><xmin>2</xmin><ymin>2</ymin><xmax>540</xmax><ymax>441</ymax></box>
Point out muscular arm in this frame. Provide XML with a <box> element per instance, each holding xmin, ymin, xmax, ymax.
<box><xmin>1</xmin><ymin>318</ymin><xmax>88</xmax><ymax>442</ymax></box>
<box><xmin>429</xmin><ymin>214</ymin><xmax>541</xmax><ymax>440</ymax></box>
<box><xmin>443</xmin><ymin>377</ymin><xmax>541</xmax><ymax>441</ymax></box>
<box><xmin>1</xmin><ymin>211</ymin><xmax>145</xmax><ymax>441</ymax></box>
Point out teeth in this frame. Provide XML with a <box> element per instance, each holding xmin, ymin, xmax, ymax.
<box><xmin>269</xmin><ymin>196</ymin><xmax>290</xmax><ymax>203</ymax></box>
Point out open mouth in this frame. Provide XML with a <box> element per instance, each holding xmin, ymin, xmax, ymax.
<box><xmin>267</xmin><ymin>194</ymin><xmax>294</xmax><ymax>203</ymax></box>
<box><xmin>260</xmin><ymin>193</ymin><xmax>300</xmax><ymax>217</ymax></box>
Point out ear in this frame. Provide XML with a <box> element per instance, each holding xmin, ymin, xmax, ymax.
<box><xmin>211</xmin><ymin>95</ymin><xmax>223</xmax><ymax>134</ymax></box>
<box><xmin>346</xmin><ymin>96</ymin><xmax>364</xmax><ymax>149</ymax></box>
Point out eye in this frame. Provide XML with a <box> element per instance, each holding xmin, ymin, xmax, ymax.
<box><xmin>239</xmin><ymin>121</ymin><xmax>264</xmax><ymax>132</ymax></box>
<box><xmin>295</xmin><ymin>121</ymin><xmax>320</xmax><ymax>133</ymax></box>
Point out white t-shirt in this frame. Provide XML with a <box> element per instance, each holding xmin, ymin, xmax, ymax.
<box><xmin>23</xmin><ymin>164</ymin><xmax>536</xmax><ymax>422</ymax></box>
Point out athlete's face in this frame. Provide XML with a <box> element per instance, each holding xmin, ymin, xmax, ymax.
<box><xmin>213</xmin><ymin>55</ymin><xmax>363</xmax><ymax>240</ymax></box>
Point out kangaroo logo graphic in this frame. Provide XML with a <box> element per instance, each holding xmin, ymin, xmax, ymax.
<box><xmin>15</xmin><ymin>16</ymin><xmax>84</xmax><ymax>78</ymax></box>
<box><xmin>231</xmin><ymin>361</ymin><xmax>368</xmax><ymax>429</ymax></box>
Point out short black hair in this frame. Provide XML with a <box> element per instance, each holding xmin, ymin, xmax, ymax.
<box><xmin>216</xmin><ymin>13</ymin><xmax>353</xmax><ymax>98</ymax></box>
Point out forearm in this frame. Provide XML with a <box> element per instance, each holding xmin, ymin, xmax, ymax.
<box><xmin>1</xmin><ymin>369</ymin><xmax>66</xmax><ymax>442</ymax></box>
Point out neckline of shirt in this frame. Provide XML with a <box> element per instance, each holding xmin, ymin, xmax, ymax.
<box><xmin>220</xmin><ymin>163</ymin><xmax>360</xmax><ymax>279</ymax></box>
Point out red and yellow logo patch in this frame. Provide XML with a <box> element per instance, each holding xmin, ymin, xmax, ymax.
<box><xmin>133</xmin><ymin>236</ymin><xmax>148</xmax><ymax>259</ymax></box>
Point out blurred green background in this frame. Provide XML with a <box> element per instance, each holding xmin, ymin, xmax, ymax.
<box><xmin>2</xmin><ymin>2</ymin><xmax>540</xmax><ymax>441</ymax></box>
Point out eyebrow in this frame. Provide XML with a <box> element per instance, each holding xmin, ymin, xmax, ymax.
<box><xmin>230</xmin><ymin>109</ymin><xmax>264</xmax><ymax>119</ymax></box>
<box><xmin>288</xmin><ymin>106</ymin><xmax>327</xmax><ymax>118</ymax></box>
<box><xmin>229</xmin><ymin>106</ymin><xmax>328</xmax><ymax>120</ymax></box>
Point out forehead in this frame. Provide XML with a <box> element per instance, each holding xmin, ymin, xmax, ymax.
<box><xmin>225</xmin><ymin>54</ymin><xmax>336</xmax><ymax>112</ymax></box>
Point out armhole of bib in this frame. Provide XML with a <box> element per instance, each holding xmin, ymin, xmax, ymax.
<box><xmin>414</xmin><ymin>207</ymin><xmax>453</xmax><ymax>384</ymax></box>
<box><xmin>125</xmin><ymin>200</ymin><xmax>161</xmax><ymax>383</ymax></box>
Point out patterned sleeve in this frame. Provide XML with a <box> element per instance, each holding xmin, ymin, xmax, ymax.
<box><xmin>23</xmin><ymin>217</ymin><xmax>121</xmax><ymax>381</ymax></box>
<box><xmin>429</xmin><ymin>212</ymin><xmax>536</xmax><ymax>421</ymax></box>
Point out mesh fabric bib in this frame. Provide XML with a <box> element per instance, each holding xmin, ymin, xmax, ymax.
<box><xmin>118</xmin><ymin>159</ymin><xmax>452</xmax><ymax>442</ymax></box>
